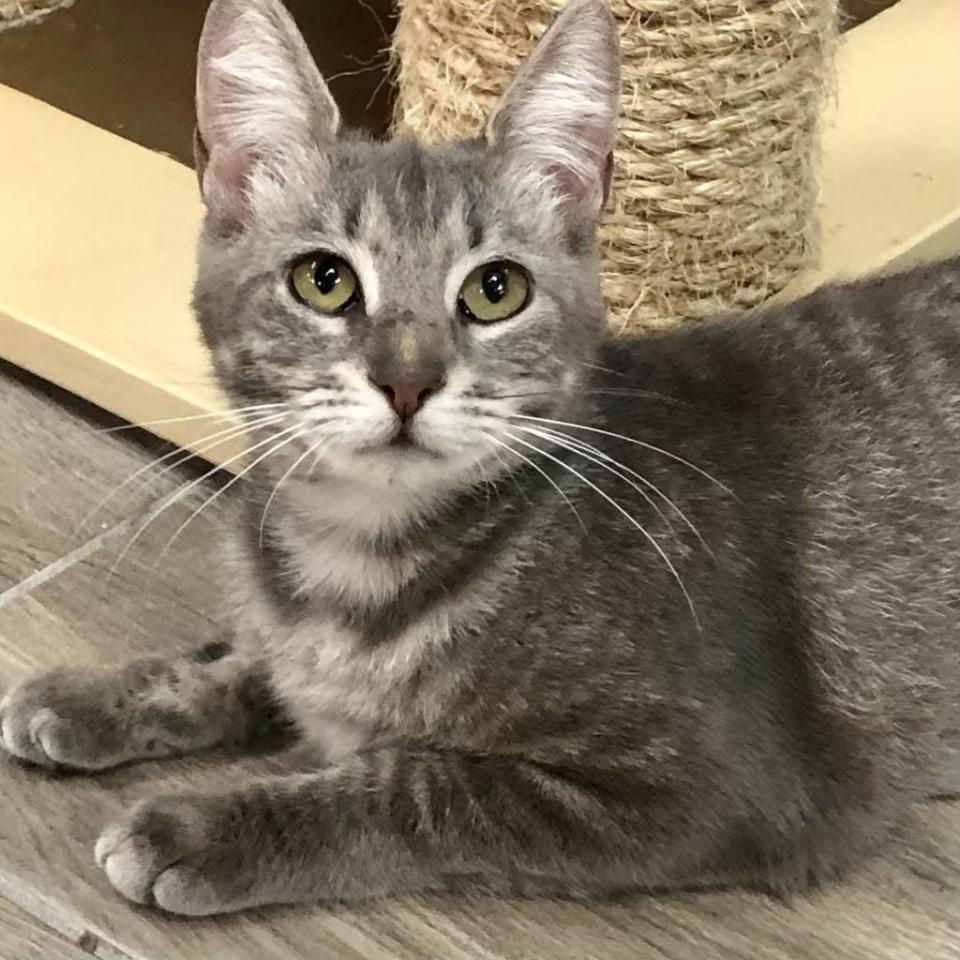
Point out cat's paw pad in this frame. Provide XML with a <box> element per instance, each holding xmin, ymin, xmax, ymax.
<box><xmin>96</xmin><ymin>795</ymin><xmax>242</xmax><ymax>916</ymax></box>
<box><xmin>0</xmin><ymin>700</ymin><xmax>72</xmax><ymax>767</ymax></box>
<box><xmin>0</xmin><ymin>671</ymin><xmax>118</xmax><ymax>770</ymax></box>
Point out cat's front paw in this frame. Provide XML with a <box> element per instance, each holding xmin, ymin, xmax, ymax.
<box><xmin>0</xmin><ymin>668</ymin><xmax>133</xmax><ymax>770</ymax></box>
<box><xmin>96</xmin><ymin>792</ymin><xmax>270</xmax><ymax>915</ymax></box>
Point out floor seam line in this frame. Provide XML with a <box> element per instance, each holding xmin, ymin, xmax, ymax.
<box><xmin>0</xmin><ymin>519</ymin><xmax>132</xmax><ymax>610</ymax></box>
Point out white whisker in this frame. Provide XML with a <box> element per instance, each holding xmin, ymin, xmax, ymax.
<box><xmin>109</xmin><ymin>424</ymin><xmax>301</xmax><ymax>576</ymax></box>
<box><xmin>153</xmin><ymin>413</ymin><xmax>289</xmax><ymax>482</ymax></box>
<box><xmin>96</xmin><ymin>402</ymin><xmax>286</xmax><ymax>434</ymax></box>
<box><xmin>511</xmin><ymin>415</ymin><xmax>734</xmax><ymax>497</ymax></box>
<box><xmin>476</xmin><ymin>454</ymin><xmax>494</xmax><ymax>511</ymax></box>
<box><xmin>515</xmin><ymin>426</ymin><xmax>674</xmax><ymax>535</ymax></box>
<box><xmin>474</xmin><ymin>442</ymin><xmax>506</xmax><ymax>511</ymax></box>
<box><xmin>258</xmin><ymin>434</ymin><xmax>328</xmax><ymax>547</ymax></box>
<box><xmin>585</xmin><ymin>388</ymin><xmax>690</xmax><ymax>405</ymax></box>
<box><xmin>482</xmin><ymin>431</ymin><xmax>586</xmax><ymax>532</ymax></box>
<box><xmin>77</xmin><ymin>412</ymin><xmax>289</xmax><ymax>533</ymax></box>
<box><xmin>503</xmin><ymin>430</ymin><xmax>700</xmax><ymax>630</ymax></box>
<box><xmin>520</xmin><ymin>425</ymin><xmax>713</xmax><ymax>556</ymax></box>
<box><xmin>486</xmin><ymin>440</ymin><xmax>533</xmax><ymax>507</ymax></box>
<box><xmin>579</xmin><ymin>360</ymin><xmax>626</xmax><ymax>379</ymax></box>
<box><xmin>486</xmin><ymin>388</ymin><xmax>687</xmax><ymax>406</ymax></box>
<box><xmin>310</xmin><ymin>443</ymin><xmax>327</xmax><ymax>473</ymax></box>
<box><xmin>157</xmin><ymin>426</ymin><xmax>306</xmax><ymax>563</ymax></box>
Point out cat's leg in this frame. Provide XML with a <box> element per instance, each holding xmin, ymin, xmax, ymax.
<box><xmin>96</xmin><ymin>747</ymin><xmax>697</xmax><ymax>915</ymax></box>
<box><xmin>0</xmin><ymin>641</ymin><xmax>290</xmax><ymax>771</ymax></box>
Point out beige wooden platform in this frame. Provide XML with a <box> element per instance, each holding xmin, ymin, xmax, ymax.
<box><xmin>0</xmin><ymin>359</ymin><xmax>958</xmax><ymax>960</ymax></box>
<box><xmin>0</xmin><ymin>0</ymin><xmax>958</xmax><ymax>472</ymax></box>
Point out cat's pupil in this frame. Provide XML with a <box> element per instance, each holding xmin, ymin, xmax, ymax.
<box><xmin>316</xmin><ymin>262</ymin><xmax>340</xmax><ymax>295</ymax></box>
<box><xmin>483</xmin><ymin>268</ymin><xmax>507</xmax><ymax>303</ymax></box>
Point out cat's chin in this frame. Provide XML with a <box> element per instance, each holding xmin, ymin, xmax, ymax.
<box><xmin>308</xmin><ymin>438</ymin><xmax>496</xmax><ymax>507</ymax></box>
<box><xmin>315</xmin><ymin>440</ymin><xmax>456</xmax><ymax>484</ymax></box>
<box><xmin>356</xmin><ymin>424</ymin><xmax>441</xmax><ymax>460</ymax></box>
<box><xmin>370</xmin><ymin>443</ymin><xmax>444</xmax><ymax>463</ymax></box>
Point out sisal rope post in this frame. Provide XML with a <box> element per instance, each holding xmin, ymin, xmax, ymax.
<box><xmin>392</xmin><ymin>0</ymin><xmax>838</xmax><ymax>333</ymax></box>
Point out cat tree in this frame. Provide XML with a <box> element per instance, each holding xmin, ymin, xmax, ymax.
<box><xmin>392</xmin><ymin>0</ymin><xmax>839</xmax><ymax>333</ymax></box>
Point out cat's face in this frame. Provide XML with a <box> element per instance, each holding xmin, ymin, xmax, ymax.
<box><xmin>193</xmin><ymin>0</ymin><xmax>619</xmax><ymax>500</ymax></box>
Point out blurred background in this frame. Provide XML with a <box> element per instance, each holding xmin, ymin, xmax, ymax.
<box><xmin>0</xmin><ymin>0</ymin><xmax>396</xmax><ymax>162</ymax></box>
<box><xmin>0</xmin><ymin>0</ymin><xmax>894</xmax><ymax>168</ymax></box>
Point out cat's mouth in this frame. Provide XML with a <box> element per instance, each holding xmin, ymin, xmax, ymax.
<box><xmin>388</xmin><ymin>424</ymin><xmax>416</xmax><ymax>449</ymax></box>
<box><xmin>359</xmin><ymin>423</ymin><xmax>440</xmax><ymax>459</ymax></box>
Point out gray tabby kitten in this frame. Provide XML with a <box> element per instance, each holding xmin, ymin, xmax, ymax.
<box><xmin>1</xmin><ymin>0</ymin><xmax>958</xmax><ymax>917</ymax></box>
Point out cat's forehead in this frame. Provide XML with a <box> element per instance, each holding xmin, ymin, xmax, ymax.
<box><xmin>323</xmin><ymin>137</ymin><xmax>489</xmax><ymax>242</ymax></box>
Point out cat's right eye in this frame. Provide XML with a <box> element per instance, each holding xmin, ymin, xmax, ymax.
<box><xmin>458</xmin><ymin>261</ymin><xmax>531</xmax><ymax>324</ymax></box>
<box><xmin>290</xmin><ymin>253</ymin><xmax>360</xmax><ymax>314</ymax></box>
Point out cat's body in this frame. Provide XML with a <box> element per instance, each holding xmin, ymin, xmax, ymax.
<box><xmin>226</xmin><ymin>257</ymin><xmax>960</xmax><ymax>895</ymax></box>
<box><xmin>235</xmin><ymin>255</ymin><xmax>960</xmax><ymax>780</ymax></box>
<box><xmin>1</xmin><ymin>0</ymin><xmax>957</xmax><ymax>917</ymax></box>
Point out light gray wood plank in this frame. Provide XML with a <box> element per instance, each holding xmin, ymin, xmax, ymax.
<box><xmin>0</xmin><ymin>363</ymin><xmax>223</xmax><ymax>593</ymax></box>
<box><xmin>0</xmin><ymin>893</ymin><xmax>113</xmax><ymax>960</ymax></box>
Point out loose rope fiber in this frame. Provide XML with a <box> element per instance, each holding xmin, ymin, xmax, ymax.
<box><xmin>0</xmin><ymin>0</ymin><xmax>75</xmax><ymax>31</ymax></box>
<box><xmin>392</xmin><ymin>0</ymin><xmax>838</xmax><ymax>332</ymax></box>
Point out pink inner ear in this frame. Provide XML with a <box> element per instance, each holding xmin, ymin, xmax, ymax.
<box><xmin>544</xmin><ymin>162</ymin><xmax>585</xmax><ymax>206</ymax></box>
<box><xmin>542</xmin><ymin>118</ymin><xmax>612</xmax><ymax>211</ymax></box>
<box><xmin>196</xmin><ymin>21</ymin><xmax>258</xmax><ymax>221</ymax></box>
<box><xmin>196</xmin><ymin>21</ymin><xmax>233</xmax><ymax>148</ymax></box>
<box><xmin>203</xmin><ymin>145</ymin><xmax>256</xmax><ymax>222</ymax></box>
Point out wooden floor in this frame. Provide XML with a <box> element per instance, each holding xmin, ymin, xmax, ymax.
<box><xmin>0</xmin><ymin>364</ymin><xmax>956</xmax><ymax>960</ymax></box>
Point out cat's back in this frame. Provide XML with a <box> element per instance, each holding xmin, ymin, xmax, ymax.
<box><xmin>595</xmin><ymin>260</ymin><xmax>960</xmax><ymax>798</ymax></box>
<box><xmin>582</xmin><ymin>260</ymin><xmax>959</xmax><ymax>804</ymax></box>
<box><xmin>593</xmin><ymin>258</ymin><xmax>960</xmax><ymax>494</ymax></box>
<box><xmin>600</xmin><ymin>257</ymin><xmax>960</xmax><ymax>423</ymax></box>
<box><xmin>596</xmin><ymin>257</ymin><xmax>960</xmax><ymax>567</ymax></box>
<box><xmin>748</xmin><ymin>256</ymin><xmax>960</xmax><ymax>464</ymax></box>
<box><xmin>787</xmin><ymin>256</ymin><xmax>960</xmax><ymax>414</ymax></box>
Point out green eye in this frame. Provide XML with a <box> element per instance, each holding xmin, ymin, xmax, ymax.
<box><xmin>290</xmin><ymin>253</ymin><xmax>359</xmax><ymax>314</ymax></box>
<box><xmin>458</xmin><ymin>260</ymin><xmax>531</xmax><ymax>323</ymax></box>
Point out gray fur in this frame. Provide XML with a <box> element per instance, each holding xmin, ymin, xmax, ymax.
<box><xmin>2</xmin><ymin>0</ymin><xmax>959</xmax><ymax>917</ymax></box>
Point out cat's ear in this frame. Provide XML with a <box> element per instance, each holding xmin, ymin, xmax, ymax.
<box><xmin>486</xmin><ymin>0</ymin><xmax>620</xmax><ymax>222</ymax></box>
<box><xmin>195</xmin><ymin>0</ymin><xmax>340</xmax><ymax>221</ymax></box>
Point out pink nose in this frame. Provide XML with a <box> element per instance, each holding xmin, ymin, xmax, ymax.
<box><xmin>370</xmin><ymin>377</ymin><xmax>444</xmax><ymax>421</ymax></box>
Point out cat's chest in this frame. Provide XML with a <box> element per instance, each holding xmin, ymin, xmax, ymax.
<box><xmin>228</xmin><ymin>503</ymin><xmax>525</xmax><ymax>756</ymax></box>
<box><xmin>283</xmin><ymin>520</ymin><xmax>423</xmax><ymax>607</ymax></box>
<box><xmin>266</xmin><ymin>605</ymin><xmax>464</xmax><ymax>756</ymax></box>
<box><xmin>231</xmin><ymin>528</ymin><xmax>472</xmax><ymax>755</ymax></box>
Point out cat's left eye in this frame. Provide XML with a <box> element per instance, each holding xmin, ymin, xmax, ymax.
<box><xmin>290</xmin><ymin>253</ymin><xmax>359</xmax><ymax>314</ymax></box>
<box><xmin>458</xmin><ymin>260</ymin><xmax>531</xmax><ymax>323</ymax></box>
